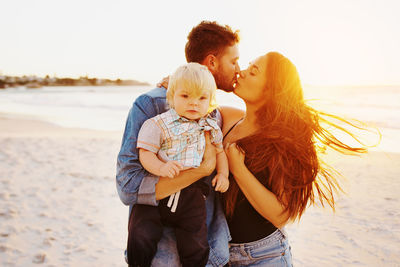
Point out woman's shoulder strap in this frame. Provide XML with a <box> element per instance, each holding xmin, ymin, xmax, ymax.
<box><xmin>224</xmin><ymin>118</ymin><xmax>243</xmax><ymax>138</ymax></box>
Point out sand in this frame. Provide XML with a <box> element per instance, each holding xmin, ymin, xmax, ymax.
<box><xmin>0</xmin><ymin>115</ymin><xmax>399</xmax><ymax>266</ymax></box>
<box><xmin>0</xmin><ymin>117</ymin><xmax>127</xmax><ymax>266</ymax></box>
<box><xmin>286</xmin><ymin>151</ymin><xmax>400</xmax><ymax>266</ymax></box>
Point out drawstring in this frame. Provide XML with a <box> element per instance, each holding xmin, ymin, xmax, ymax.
<box><xmin>167</xmin><ymin>190</ymin><xmax>181</xmax><ymax>212</ymax></box>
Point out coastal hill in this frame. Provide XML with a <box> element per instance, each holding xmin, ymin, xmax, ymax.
<box><xmin>0</xmin><ymin>75</ymin><xmax>150</xmax><ymax>89</ymax></box>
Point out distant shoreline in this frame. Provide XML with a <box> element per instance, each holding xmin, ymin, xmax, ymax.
<box><xmin>0</xmin><ymin>75</ymin><xmax>150</xmax><ymax>89</ymax></box>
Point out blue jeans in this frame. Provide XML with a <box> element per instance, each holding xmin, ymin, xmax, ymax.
<box><xmin>228</xmin><ymin>229</ymin><xmax>293</xmax><ymax>267</ymax></box>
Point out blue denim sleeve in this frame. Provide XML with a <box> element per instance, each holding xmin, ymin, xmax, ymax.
<box><xmin>116</xmin><ymin>94</ymin><xmax>160</xmax><ymax>206</ymax></box>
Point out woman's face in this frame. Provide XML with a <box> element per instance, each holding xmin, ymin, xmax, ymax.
<box><xmin>234</xmin><ymin>55</ymin><xmax>268</xmax><ymax>105</ymax></box>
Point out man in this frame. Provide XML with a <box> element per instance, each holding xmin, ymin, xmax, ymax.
<box><xmin>116</xmin><ymin>21</ymin><xmax>240</xmax><ymax>266</ymax></box>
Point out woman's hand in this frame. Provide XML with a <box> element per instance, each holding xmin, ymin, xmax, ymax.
<box><xmin>224</xmin><ymin>142</ymin><xmax>246</xmax><ymax>176</ymax></box>
<box><xmin>225</xmin><ymin>143</ymin><xmax>290</xmax><ymax>228</ymax></box>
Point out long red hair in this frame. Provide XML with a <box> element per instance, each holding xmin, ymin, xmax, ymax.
<box><xmin>224</xmin><ymin>52</ymin><xmax>370</xmax><ymax>221</ymax></box>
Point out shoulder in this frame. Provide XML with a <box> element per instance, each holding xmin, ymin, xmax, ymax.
<box><xmin>134</xmin><ymin>87</ymin><xmax>167</xmax><ymax>105</ymax></box>
<box><xmin>131</xmin><ymin>87</ymin><xmax>168</xmax><ymax>117</ymax></box>
<box><xmin>139</xmin><ymin>117</ymin><xmax>163</xmax><ymax>136</ymax></box>
<box><xmin>218</xmin><ymin>106</ymin><xmax>245</xmax><ymax>135</ymax></box>
<box><xmin>145</xmin><ymin>87</ymin><xmax>167</xmax><ymax>99</ymax></box>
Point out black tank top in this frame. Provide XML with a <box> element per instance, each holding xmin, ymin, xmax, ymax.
<box><xmin>224</xmin><ymin>120</ymin><xmax>277</xmax><ymax>243</ymax></box>
<box><xmin>227</xmin><ymin>167</ymin><xmax>277</xmax><ymax>243</ymax></box>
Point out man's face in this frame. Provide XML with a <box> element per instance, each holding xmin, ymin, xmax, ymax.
<box><xmin>213</xmin><ymin>44</ymin><xmax>240</xmax><ymax>92</ymax></box>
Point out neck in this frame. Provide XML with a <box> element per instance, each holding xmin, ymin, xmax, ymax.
<box><xmin>241</xmin><ymin>102</ymin><xmax>261</xmax><ymax>132</ymax></box>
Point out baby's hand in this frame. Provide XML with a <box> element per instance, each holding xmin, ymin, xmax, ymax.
<box><xmin>159</xmin><ymin>161</ymin><xmax>183</xmax><ymax>178</ymax></box>
<box><xmin>212</xmin><ymin>173</ymin><xmax>229</xmax><ymax>193</ymax></box>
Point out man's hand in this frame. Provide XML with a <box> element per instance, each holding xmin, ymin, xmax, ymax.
<box><xmin>156</xmin><ymin>76</ymin><xmax>170</xmax><ymax>89</ymax></box>
<box><xmin>159</xmin><ymin>161</ymin><xmax>183</xmax><ymax>178</ymax></box>
<box><xmin>199</xmin><ymin>132</ymin><xmax>217</xmax><ymax>176</ymax></box>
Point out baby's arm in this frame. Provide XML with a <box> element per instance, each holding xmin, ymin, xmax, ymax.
<box><xmin>137</xmin><ymin>118</ymin><xmax>182</xmax><ymax>179</ymax></box>
<box><xmin>210</xmin><ymin>125</ymin><xmax>229</xmax><ymax>192</ymax></box>
<box><xmin>212</xmin><ymin>147</ymin><xmax>230</xmax><ymax>192</ymax></box>
<box><xmin>139</xmin><ymin>149</ymin><xmax>182</xmax><ymax>178</ymax></box>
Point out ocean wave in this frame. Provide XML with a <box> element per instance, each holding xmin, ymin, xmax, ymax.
<box><xmin>1</xmin><ymin>85</ymin><xmax>399</xmax><ymax>136</ymax></box>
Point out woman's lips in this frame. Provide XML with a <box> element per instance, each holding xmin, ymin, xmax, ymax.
<box><xmin>233</xmin><ymin>76</ymin><xmax>240</xmax><ymax>88</ymax></box>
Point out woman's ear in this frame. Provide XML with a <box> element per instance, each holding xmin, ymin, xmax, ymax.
<box><xmin>202</xmin><ymin>54</ymin><xmax>218</xmax><ymax>73</ymax></box>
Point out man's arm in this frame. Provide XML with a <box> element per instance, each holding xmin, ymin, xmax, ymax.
<box><xmin>116</xmin><ymin>94</ymin><xmax>159</xmax><ymax>206</ymax></box>
<box><xmin>155</xmin><ymin>132</ymin><xmax>217</xmax><ymax>200</ymax></box>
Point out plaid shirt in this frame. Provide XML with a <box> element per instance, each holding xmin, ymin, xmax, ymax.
<box><xmin>137</xmin><ymin>108</ymin><xmax>223</xmax><ymax>168</ymax></box>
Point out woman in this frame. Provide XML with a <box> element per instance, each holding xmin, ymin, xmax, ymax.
<box><xmin>220</xmin><ymin>52</ymin><xmax>368</xmax><ymax>266</ymax></box>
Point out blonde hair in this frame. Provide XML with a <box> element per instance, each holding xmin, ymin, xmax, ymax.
<box><xmin>167</xmin><ymin>62</ymin><xmax>218</xmax><ymax>113</ymax></box>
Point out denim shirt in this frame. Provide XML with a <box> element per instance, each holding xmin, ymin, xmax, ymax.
<box><xmin>116</xmin><ymin>87</ymin><xmax>231</xmax><ymax>266</ymax></box>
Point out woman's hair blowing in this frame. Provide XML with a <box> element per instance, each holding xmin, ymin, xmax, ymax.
<box><xmin>224</xmin><ymin>52</ymin><xmax>370</xmax><ymax>221</ymax></box>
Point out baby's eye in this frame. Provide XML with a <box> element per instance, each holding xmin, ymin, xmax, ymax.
<box><xmin>200</xmin><ymin>96</ymin><xmax>208</xmax><ymax>100</ymax></box>
<box><xmin>181</xmin><ymin>94</ymin><xmax>188</xmax><ymax>98</ymax></box>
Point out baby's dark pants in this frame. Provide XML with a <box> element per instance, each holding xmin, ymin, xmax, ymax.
<box><xmin>127</xmin><ymin>184</ymin><xmax>209</xmax><ymax>267</ymax></box>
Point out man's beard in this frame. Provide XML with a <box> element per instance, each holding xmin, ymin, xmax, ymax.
<box><xmin>214</xmin><ymin>71</ymin><xmax>235</xmax><ymax>92</ymax></box>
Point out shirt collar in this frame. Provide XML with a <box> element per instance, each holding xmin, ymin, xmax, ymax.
<box><xmin>166</xmin><ymin>108</ymin><xmax>188</xmax><ymax>124</ymax></box>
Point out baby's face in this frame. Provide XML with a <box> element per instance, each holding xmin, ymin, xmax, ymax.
<box><xmin>173</xmin><ymin>87</ymin><xmax>210</xmax><ymax>120</ymax></box>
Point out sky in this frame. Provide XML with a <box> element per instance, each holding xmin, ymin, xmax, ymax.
<box><xmin>1</xmin><ymin>0</ymin><xmax>400</xmax><ymax>85</ymax></box>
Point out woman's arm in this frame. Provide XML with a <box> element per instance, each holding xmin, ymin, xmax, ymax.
<box><xmin>225</xmin><ymin>143</ymin><xmax>290</xmax><ymax>228</ymax></box>
<box><xmin>155</xmin><ymin>132</ymin><xmax>217</xmax><ymax>200</ymax></box>
<box><xmin>233</xmin><ymin>167</ymin><xmax>289</xmax><ymax>228</ymax></box>
<box><xmin>218</xmin><ymin>106</ymin><xmax>245</xmax><ymax>135</ymax></box>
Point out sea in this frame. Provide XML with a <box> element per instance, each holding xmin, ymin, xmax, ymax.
<box><xmin>0</xmin><ymin>85</ymin><xmax>398</xmax><ymax>153</ymax></box>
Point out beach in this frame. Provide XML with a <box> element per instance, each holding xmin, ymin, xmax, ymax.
<box><xmin>287</xmin><ymin>151</ymin><xmax>400</xmax><ymax>266</ymax></box>
<box><xmin>0</xmin><ymin>85</ymin><xmax>399</xmax><ymax>266</ymax></box>
<box><xmin>0</xmin><ymin>116</ymin><xmax>127</xmax><ymax>266</ymax></box>
<box><xmin>1</xmin><ymin>115</ymin><xmax>399</xmax><ymax>266</ymax></box>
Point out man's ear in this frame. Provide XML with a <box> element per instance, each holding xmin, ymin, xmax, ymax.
<box><xmin>202</xmin><ymin>54</ymin><xmax>218</xmax><ymax>73</ymax></box>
